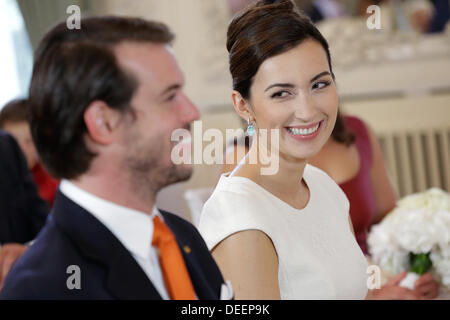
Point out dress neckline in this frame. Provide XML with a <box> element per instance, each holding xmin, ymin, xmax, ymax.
<box><xmin>220</xmin><ymin>165</ymin><xmax>314</xmax><ymax>215</ymax></box>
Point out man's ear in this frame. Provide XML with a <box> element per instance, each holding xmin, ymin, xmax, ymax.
<box><xmin>231</xmin><ymin>90</ymin><xmax>254</xmax><ymax>122</ymax></box>
<box><xmin>84</xmin><ymin>101</ymin><xmax>122</xmax><ymax>145</ymax></box>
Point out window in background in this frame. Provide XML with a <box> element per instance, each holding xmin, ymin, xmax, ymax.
<box><xmin>0</xmin><ymin>0</ymin><xmax>32</xmax><ymax>110</ymax></box>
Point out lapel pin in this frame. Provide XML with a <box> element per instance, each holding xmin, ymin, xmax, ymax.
<box><xmin>183</xmin><ymin>245</ymin><xmax>191</xmax><ymax>254</ymax></box>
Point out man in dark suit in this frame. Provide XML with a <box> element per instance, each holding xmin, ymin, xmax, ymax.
<box><xmin>0</xmin><ymin>130</ymin><xmax>49</xmax><ymax>289</ymax></box>
<box><xmin>0</xmin><ymin>130</ymin><xmax>49</xmax><ymax>245</ymax></box>
<box><xmin>0</xmin><ymin>17</ymin><xmax>229</xmax><ymax>299</ymax></box>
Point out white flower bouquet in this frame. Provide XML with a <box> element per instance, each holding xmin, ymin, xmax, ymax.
<box><xmin>368</xmin><ymin>188</ymin><xmax>450</xmax><ymax>290</ymax></box>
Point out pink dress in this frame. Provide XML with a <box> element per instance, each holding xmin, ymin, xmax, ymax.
<box><xmin>339</xmin><ymin>116</ymin><xmax>376</xmax><ymax>255</ymax></box>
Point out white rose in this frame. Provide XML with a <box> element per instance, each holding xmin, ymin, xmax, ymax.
<box><xmin>368</xmin><ymin>188</ymin><xmax>450</xmax><ymax>286</ymax></box>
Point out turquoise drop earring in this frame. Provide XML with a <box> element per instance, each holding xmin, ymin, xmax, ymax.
<box><xmin>247</xmin><ymin>117</ymin><xmax>255</xmax><ymax>136</ymax></box>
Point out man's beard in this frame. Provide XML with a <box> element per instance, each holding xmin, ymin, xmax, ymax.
<box><xmin>123</xmin><ymin>138</ymin><xmax>193</xmax><ymax>206</ymax></box>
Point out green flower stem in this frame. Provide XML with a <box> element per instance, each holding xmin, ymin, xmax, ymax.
<box><xmin>409</xmin><ymin>252</ymin><xmax>433</xmax><ymax>275</ymax></box>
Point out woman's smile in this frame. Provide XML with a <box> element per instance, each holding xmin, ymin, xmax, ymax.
<box><xmin>284</xmin><ymin>120</ymin><xmax>324</xmax><ymax>140</ymax></box>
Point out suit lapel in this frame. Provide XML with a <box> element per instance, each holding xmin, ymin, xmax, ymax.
<box><xmin>104</xmin><ymin>247</ymin><xmax>161</xmax><ymax>300</ymax></box>
<box><xmin>53</xmin><ymin>191</ymin><xmax>162</xmax><ymax>300</ymax></box>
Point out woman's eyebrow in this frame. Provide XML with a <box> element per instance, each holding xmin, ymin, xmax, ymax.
<box><xmin>310</xmin><ymin>71</ymin><xmax>331</xmax><ymax>83</ymax></box>
<box><xmin>264</xmin><ymin>71</ymin><xmax>331</xmax><ymax>92</ymax></box>
<box><xmin>264</xmin><ymin>83</ymin><xmax>295</xmax><ymax>92</ymax></box>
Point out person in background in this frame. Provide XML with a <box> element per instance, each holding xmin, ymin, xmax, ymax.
<box><xmin>302</xmin><ymin>0</ymin><xmax>348</xmax><ymax>21</ymax></box>
<box><xmin>427</xmin><ymin>0</ymin><xmax>450</xmax><ymax>33</ymax></box>
<box><xmin>0</xmin><ymin>16</ymin><xmax>228</xmax><ymax>299</ymax></box>
<box><xmin>230</xmin><ymin>0</ymin><xmax>350</xmax><ymax>23</ymax></box>
<box><xmin>0</xmin><ymin>130</ymin><xmax>49</xmax><ymax>289</ymax></box>
<box><xmin>361</xmin><ymin>0</ymin><xmax>449</xmax><ymax>33</ymax></box>
<box><xmin>293</xmin><ymin>0</ymin><xmax>326</xmax><ymax>22</ymax></box>
<box><xmin>407</xmin><ymin>0</ymin><xmax>450</xmax><ymax>33</ymax></box>
<box><xmin>308</xmin><ymin>113</ymin><xmax>439</xmax><ymax>299</ymax></box>
<box><xmin>0</xmin><ymin>99</ymin><xmax>59</xmax><ymax>207</ymax></box>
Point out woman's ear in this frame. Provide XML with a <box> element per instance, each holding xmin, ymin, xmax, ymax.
<box><xmin>231</xmin><ymin>90</ymin><xmax>253</xmax><ymax>122</ymax></box>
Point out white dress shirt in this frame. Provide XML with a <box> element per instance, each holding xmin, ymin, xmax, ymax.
<box><xmin>60</xmin><ymin>180</ymin><xmax>169</xmax><ymax>300</ymax></box>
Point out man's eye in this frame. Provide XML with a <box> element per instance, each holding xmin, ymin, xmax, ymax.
<box><xmin>165</xmin><ymin>93</ymin><xmax>176</xmax><ymax>102</ymax></box>
<box><xmin>271</xmin><ymin>91</ymin><xmax>291</xmax><ymax>99</ymax></box>
<box><xmin>312</xmin><ymin>81</ymin><xmax>331</xmax><ymax>90</ymax></box>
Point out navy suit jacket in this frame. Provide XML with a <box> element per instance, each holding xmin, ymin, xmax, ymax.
<box><xmin>0</xmin><ymin>130</ymin><xmax>49</xmax><ymax>244</ymax></box>
<box><xmin>0</xmin><ymin>191</ymin><xmax>225</xmax><ymax>299</ymax></box>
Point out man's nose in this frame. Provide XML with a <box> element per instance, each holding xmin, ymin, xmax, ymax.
<box><xmin>179</xmin><ymin>94</ymin><xmax>200</xmax><ymax>124</ymax></box>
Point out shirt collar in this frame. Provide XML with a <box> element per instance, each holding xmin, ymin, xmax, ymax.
<box><xmin>60</xmin><ymin>179</ymin><xmax>161</xmax><ymax>260</ymax></box>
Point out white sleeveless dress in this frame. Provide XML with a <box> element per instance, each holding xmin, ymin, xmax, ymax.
<box><xmin>198</xmin><ymin>164</ymin><xmax>368</xmax><ymax>300</ymax></box>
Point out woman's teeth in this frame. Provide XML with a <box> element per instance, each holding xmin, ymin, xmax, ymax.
<box><xmin>287</xmin><ymin>123</ymin><xmax>320</xmax><ymax>136</ymax></box>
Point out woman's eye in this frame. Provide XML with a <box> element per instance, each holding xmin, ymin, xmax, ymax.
<box><xmin>312</xmin><ymin>81</ymin><xmax>331</xmax><ymax>90</ymax></box>
<box><xmin>271</xmin><ymin>91</ymin><xmax>291</xmax><ymax>99</ymax></box>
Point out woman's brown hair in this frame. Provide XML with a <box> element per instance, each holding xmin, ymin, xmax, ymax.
<box><xmin>227</xmin><ymin>0</ymin><xmax>354</xmax><ymax>145</ymax></box>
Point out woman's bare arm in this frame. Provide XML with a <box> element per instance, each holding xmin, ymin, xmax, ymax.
<box><xmin>212</xmin><ymin>229</ymin><xmax>281</xmax><ymax>300</ymax></box>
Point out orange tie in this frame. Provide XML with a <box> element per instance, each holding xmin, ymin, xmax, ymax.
<box><xmin>152</xmin><ymin>216</ymin><xmax>196</xmax><ymax>300</ymax></box>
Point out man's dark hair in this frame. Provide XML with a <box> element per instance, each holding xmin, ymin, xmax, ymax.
<box><xmin>0</xmin><ymin>99</ymin><xmax>30</xmax><ymax>129</ymax></box>
<box><xmin>29</xmin><ymin>16</ymin><xmax>174</xmax><ymax>179</ymax></box>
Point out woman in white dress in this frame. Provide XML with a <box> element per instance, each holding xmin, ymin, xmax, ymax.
<box><xmin>198</xmin><ymin>0</ymin><xmax>368</xmax><ymax>299</ymax></box>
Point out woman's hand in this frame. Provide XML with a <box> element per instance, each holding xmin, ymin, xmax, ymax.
<box><xmin>371</xmin><ymin>271</ymin><xmax>421</xmax><ymax>300</ymax></box>
<box><xmin>413</xmin><ymin>272</ymin><xmax>439</xmax><ymax>300</ymax></box>
<box><xmin>371</xmin><ymin>271</ymin><xmax>439</xmax><ymax>300</ymax></box>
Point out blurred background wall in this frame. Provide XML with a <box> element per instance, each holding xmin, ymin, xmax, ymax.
<box><xmin>2</xmin><ymin>0</ymin><xmax>449</xmax><ymax>222</ymax></box>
